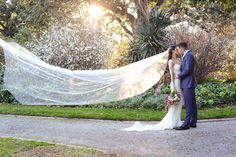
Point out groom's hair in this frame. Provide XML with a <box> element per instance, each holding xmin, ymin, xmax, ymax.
<box><xmin>177</xmin><ymin>42</ymin><xmax>188</xmax><ymax>50</ymax></box>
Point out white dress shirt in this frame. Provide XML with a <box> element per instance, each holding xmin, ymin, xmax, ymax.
<box><xmin>182</xmin><ymin>50</ymin><xmax>189</xmax><ymax>60</ymax></box>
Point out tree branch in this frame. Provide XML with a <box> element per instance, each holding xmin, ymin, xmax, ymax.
<box><xmin>105</xmin><ymin>12</ymin><xmax>133</xmax><ymax>36</ymax></box>
<box><xmin>0</xmin><ymin>21</ymin><xmax>5</xmax><ymax>28</ymax></box>
<box><xmin>134</xmin><ymin>0</ymin><xmax>149</xmax><ymax>20</ymax></box>
<box><xmin>0</xmin><ymin>15</ymin><xmax>6</xmax><ymax>21</ymax></box>
<box><xmin>89</xmin><ymin>0</ymin><xmax>167</xmax><ymax>35</ymax></box>
<box><xmin>0</xmin><ymin>28</ymin><xmax>5</xmax><ymax>36</ymax></box>
<box><xmin>91</xmin><ymin>0</ymin><xmax>125</xmax><ymax>15</ymax></box>
<box><xmin>115</xmin><ymin>16</ymin><xmax>133</xmax><ymax>36</ymax></box>
<box><xmin>155</xmin><ymin>0</ymin><xmax>165</xmax><ymax>7</ymax></box>
<box><xmin>90</xmin><ymin>0</ymin><xmax>136</xmax><ymax>29</ymax></box>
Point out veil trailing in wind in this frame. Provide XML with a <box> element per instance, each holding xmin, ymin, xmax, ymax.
<box><xmin>0</xmin><ymin>39</ymin><xmax>168</xmax><ymax>105</ymax></box>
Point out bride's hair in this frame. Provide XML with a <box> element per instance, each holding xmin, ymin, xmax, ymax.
<box><xmin>168</xmin><ymin>45</ymin><xmax>176</xmax><ymax>60</ymax></box>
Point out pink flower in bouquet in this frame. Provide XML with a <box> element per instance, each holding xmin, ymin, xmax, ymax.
<box><xmin>164</xmin><ymin>91</ymin><xmax>181</xmax><ymax>112</ymax></box>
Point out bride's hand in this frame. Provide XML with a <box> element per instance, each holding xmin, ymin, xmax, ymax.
<box><xmin>171</xmin><ymin>86</ymin><xmax>176</xmax><ymax>93</ymax></box>
<box><xmin>174</xmin><ymin>74</ymin><xmax>179</xmax><ymax>79</ymax></box>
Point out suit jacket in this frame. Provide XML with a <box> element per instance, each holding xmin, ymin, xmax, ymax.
<box><xmin>178</xmin><ymin>50</ymin><xmax>197</xmax><ymax>89</ymax></box>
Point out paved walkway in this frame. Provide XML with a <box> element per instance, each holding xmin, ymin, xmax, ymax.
<box><xmin>0</xmin><ymin>114</ymin><xmax>236</xmax><ymax>157</ymax></box>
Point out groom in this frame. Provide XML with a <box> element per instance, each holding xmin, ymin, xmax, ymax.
<box><xmin>174</xmin><ymin>42</ymin><xmax>197</xmax><ymax>130</ymax></box>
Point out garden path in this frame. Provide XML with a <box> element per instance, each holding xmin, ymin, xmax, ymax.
<box><xmin>0</xmin><ymin>114</ymin><xmax>236</xmax><ymax>157</ymax></box>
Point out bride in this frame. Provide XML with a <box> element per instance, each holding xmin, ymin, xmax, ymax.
<box><xmin>122</xmin><ymin>46</ymin><xmax>184</xmax><ymax>131</ymax></box>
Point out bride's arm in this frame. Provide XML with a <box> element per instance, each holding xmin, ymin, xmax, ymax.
<box><xmin>168</xmin><ymin>60</ymin><xmax>175</xmax><ymax>92</ymax></box>
<box><xmin>168</xmin><ymin>60</ymin><xmax>174</xmax><ymax>82</ymax></box>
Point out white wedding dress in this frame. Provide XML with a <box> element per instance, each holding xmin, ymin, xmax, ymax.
<box><xmin>122</xmin><ymin>59</ymin><xmax>183</xmax><ymax>131</ymax></box>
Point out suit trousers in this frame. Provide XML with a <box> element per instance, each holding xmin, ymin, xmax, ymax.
<box><xmin>182</xmin><ymin>88</ymin><xmax>197</xmax><ymax>127</ymax></box>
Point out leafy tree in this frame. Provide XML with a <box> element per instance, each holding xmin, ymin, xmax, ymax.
<box><xmin>0</xmin><ymin>0</ymin><xmax>54</xmax><ymax>37</ymax></box>
<box><xmin>0</xmin><ymin>0</ymin><xmax>19</xmax><ymax>37</ymax></box>
<box><xmin>189</xmin><ymin>0</ymin><xmax>236</xmax><ymax>13</ymax></box>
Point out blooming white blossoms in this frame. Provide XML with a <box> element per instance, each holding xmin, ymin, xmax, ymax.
<box><xmin>27</xmin><ymin>21</ymin><xmax>115</xmax><ymax>70</ymax></box>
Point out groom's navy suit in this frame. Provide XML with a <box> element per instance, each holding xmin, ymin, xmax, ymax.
<box><xmin>178</xmin><ymin>50</ymin><xmax>197</xmax><ymax>127</ymax></box>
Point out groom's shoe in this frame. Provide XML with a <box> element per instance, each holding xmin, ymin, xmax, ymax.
<box><xmin>174</xmin><ymin>126</ymin><xmax>190</xmax><ymax>130</ymax></box>
<box><xmin>190</xmin><ymin>124</ymin><xmax>197</xmax><ymax>128</ymax></box>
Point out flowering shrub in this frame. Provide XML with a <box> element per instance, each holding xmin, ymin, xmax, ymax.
<box><xmin>166</xmin><ymin>21</ymin><xmax>226</xmax><ymax>82</ymax></box>
<box><xmin>26</xmin><ymin>22</ymin><xmax>115</xmax><ymax>70</ymax></box>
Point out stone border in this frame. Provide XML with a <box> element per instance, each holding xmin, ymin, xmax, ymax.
<box><xmin>0</xmin><ymin>114</ymin><xmax>235</xmax><ymax>123</ymax></box>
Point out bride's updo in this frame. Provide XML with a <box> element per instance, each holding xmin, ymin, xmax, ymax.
<box><xmin>168</xmin><ymin>45</ymin><xmax>176</xmax><ymax>60</ymax></box>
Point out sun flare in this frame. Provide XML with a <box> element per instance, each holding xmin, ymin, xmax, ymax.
<box><xmin>89</xmin><ymin>5</ymin><xmax>103</xmax><ymax>18</ymax></box>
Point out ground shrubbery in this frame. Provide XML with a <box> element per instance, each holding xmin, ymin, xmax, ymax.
<box><xmin>88</xmin><ymin>80</ymin><xmax>236</xmax><ymax>111</ymax></box>
<box><xmin>1</xmin><ymin>67</ymin><xmax>235</xmax><ymax>110</ymax></box>
<box><xmin>0</xmin><ymin>69</ymin><xmax>17</xmax><ymax>103</ymax></box>
<box><xmin>196</xmin><ymin>80</ymin><xmax>236</xmax><ymax>108</ymax></box>
<box><xmin>90</xmin><ymin>91</ymin><xmax>166</xmax><ymax>111</ymax></box>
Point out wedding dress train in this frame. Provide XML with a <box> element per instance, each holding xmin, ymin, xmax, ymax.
<box><xmin>122</xmin><ymin>61</ymin><xmax>183</xmax><ymax>131</ymax></box>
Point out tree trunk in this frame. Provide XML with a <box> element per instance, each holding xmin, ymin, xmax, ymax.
<box><xmin>90</xmin><ymin>0</ymin><xmax>151</xmax><ymax>36</ymax></box>
<box><xmin>132</xmin><ymin>0</ymin><xmax>150</xmax><ymax>34</ymax></box>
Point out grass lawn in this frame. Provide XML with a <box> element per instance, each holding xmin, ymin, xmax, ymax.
<box><xmin>0</xmin><ymin>138</ymin><xmax>116</xmax><ymax>157</ymax></box>
<box><xmin>0</xmin><ymin>103</ymin><xmax>235</xmax><ymax>121</ymax></box>
<box><xmin>0</xmin><ymin>138</ymin><xmax>51</xmax><ymax>157</ymax></box>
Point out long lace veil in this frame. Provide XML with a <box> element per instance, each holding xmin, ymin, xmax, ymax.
<box><xmin>0</xmin><ymin>39</ymin><xmax>168</xmax><ymax>105</ymax></box>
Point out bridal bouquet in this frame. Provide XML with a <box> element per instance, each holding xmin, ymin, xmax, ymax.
<box><xmin>164</xmin><ymin>91</ymin><xmax>181</xmax><ymax>112</ymax></box>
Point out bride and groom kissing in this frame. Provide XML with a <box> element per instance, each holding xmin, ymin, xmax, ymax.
<box><xmin>123</xmin><ymin>42</ymin><xmax>197</xmax><ymax>131</ymax></box>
